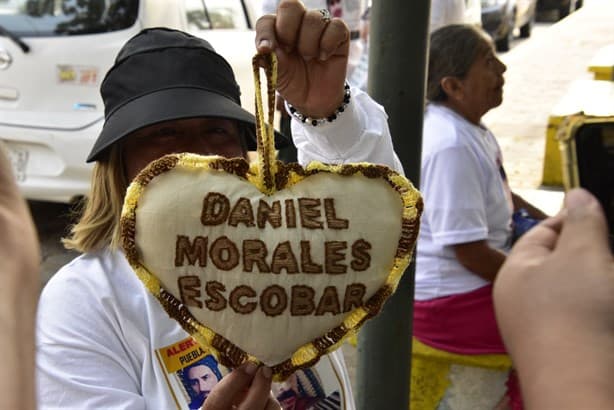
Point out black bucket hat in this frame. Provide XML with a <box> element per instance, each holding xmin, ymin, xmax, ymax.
<box><xmin>87</xmin><ymin>27</ymin><xmax>287</xmax><ymax>162</ymax></box>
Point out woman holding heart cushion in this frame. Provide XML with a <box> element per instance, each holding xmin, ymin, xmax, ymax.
<box><xmin>35</xmin><ymin>0</ymin><xmax>405</xmax><ymax>409</ymax></box>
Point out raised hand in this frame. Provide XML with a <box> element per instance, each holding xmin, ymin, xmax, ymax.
<box><xmin>255</xmin><ymin>0</ymin><xmax>350</xmax><ymax>119</ymax></box>
<box><xmin>494</xmin><ymin>188</ymin><xmax>614</xmax><ymax>409</ymax></box>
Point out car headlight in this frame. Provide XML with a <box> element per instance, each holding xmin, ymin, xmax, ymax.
<box><xmin>481</xmin><ymin>0</ymin><xmax>506</xmax><ymax>7</ymax></box>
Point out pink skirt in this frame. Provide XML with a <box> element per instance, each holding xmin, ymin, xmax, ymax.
<box><xmin>413</xmin><ymin>284</ymin><xmax>523</xmax><ymax>409</ymax></box>
<box><xmin>413</xmin><ymin>284</ymin><xmax>505</xmax><ymax>354</ymax></box>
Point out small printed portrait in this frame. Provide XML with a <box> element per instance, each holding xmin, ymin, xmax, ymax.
<box><xmin>179</xmin><ymin>355</ymin><xmax>223</xmax><ymax>409</ymax></box>
<box><xmin>273</xmin><ymin>368</ymin><xmax>341</xmax><ymax>410</ymax></box>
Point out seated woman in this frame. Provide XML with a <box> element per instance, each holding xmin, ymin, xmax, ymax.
<box><xmin>412</xmin><ymin>24</ymin><xmax>548</xmax><ymax>409</ymax></box>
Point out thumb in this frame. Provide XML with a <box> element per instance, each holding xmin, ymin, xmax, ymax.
<box><xmin>255</xmin><ymin>14</ymin><xmax>277</xmax><ymax>54</ymax></box>
<box><xmin>556</xmin><ymin>188</ymin><xmax>611</xmax><ymax>256</ymax></box>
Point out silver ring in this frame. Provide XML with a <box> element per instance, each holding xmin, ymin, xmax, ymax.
<box><xmin>319</xmin><ymin>8</ymin><xmax>331</xmax><ymax>23</ymax></box>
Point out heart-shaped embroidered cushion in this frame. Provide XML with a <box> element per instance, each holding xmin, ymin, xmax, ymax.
<box><xmin>121</xmin><ymin>154</ymin><xmax>422</xmax><ymax>380</ymax></box>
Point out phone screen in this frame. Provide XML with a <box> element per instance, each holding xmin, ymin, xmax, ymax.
<box><xmin>574</xmin><ymin>122</ymin><xmax>614</xmax><ymax>249</ymax></box>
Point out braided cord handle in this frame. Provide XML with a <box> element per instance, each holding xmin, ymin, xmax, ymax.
<box><xmin>252</xmin><ymin>52</ymin><xmax>278</xmax><ymax>194</ymax></box>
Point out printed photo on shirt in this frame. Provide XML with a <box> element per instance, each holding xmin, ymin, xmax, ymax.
<box><xmin>179</xmin><ymin>355</ymin><xmax>223</xmax><ymax>409</ymax></box>
<box><xmin>273</xmin><ymin>368</ymin><xmax>342</xmax><ymax>410</ymax></box>
<box><xmin>156</xmin><ymin>337</ymin><xmax>345</xmax><ymax>409</ymax></box>
<box><xmin>155</xmin><ymin>337</ymin><xmax>229</xmax><ymax>409</ymax></box>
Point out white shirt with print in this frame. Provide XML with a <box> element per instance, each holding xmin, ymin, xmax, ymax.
<box><xmin>415</xmin><ymin>103</ymin><xmax>513</xmax><ymax>301</ymax></box>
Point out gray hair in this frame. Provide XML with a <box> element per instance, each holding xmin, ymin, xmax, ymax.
<box><xmin>427</xmin><ymin>24</ymin><xmax>493</xmax><ymax>102</ymax></box>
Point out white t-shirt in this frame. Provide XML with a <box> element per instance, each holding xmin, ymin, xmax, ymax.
<box><xmin>36</xmin><ymin>252</ymin><xmax>354</xmax><ymax>410</ymax></box>
<box><xmin>36</xmin><ymin>88</ymin><xmax>399</xmax><ymax>410</ymax></box>
<box><xmin>415</xmin><ymin>104</ymin><xmax>513</xmax><ymax>301</ymax></box>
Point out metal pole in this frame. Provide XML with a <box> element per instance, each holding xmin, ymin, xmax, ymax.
<box><xmin>355</xmin><ymin>0</ymin><xmax>430</xmax><ymax>408</ymax></box>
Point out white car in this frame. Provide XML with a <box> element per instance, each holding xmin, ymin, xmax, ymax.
<box><xmin>0</xmin><ymin>0</ymin><xmax>260</xmax><ymax>203</ymax></box>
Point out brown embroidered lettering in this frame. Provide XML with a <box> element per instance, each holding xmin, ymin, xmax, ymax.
<box><xmin>300</xmin><ymin>241</ymin><xmax>323</xmax><ymax>274</ymax></box>
<box><xmin>201</xmin><ymin>192</ymin><xmax>230</xmax><ymax>225</ymax></box>
<box><xmin>175</xmin><ymin>235</ymin><xmax>208</xmax><ymax>267</ymax></box>
<box><xmin>324</xmin><ymin>198</ymin><xmax>349</xmax><ymax>229</ymax></box>
<box><xmin>291</xmin><ymin>285</ymin><xmax>316</xmax><ymax>315</ymax></box>
<box><xmin>325</xmin><ymin>241</ymin><xmax>348</xmax><ymax>274</ymax></box>
<box><xmin>285</xmin><ymin>199</ymin><xmax>297</xmax><ymax>228</ymax></box>
<box><xmin>315</xmin><ymin>286</ymin><xmax>341</xmax><ymax>316</ymax></box>
<box><xmin>243</xmin><ymin>240</ymin><xmax>270</xmax><ymax>273</ymax></box>
<box><xmin>210</xmin><ymin>236</ymin><xmax>240</xmax><ymax>271</ymax></box>
<box><xmin>228</xmin><ymin>197</ymin><xmax>255</xmax><ymax>227</ymax></box>
<box><xmin>260</xmin><ymin>285</ymin><xmax>288</xmax><ymax>317</ymax></box>
<box><xmin>257</xmin><ymin>200</ymin><xmax>282</xmax><ymax>229</ymax></box>
<box><xmin>229</xmin><ymin>285</ymin><xmax>257</xmax><ymax>314</ymax></box>
<box><xmin>178</xmin><ymin>276</ymin><xmax>203</xmax><ymax>308</ymax></box>
<box><xmin>298</xmin><ymin>198</ymin><xmax>323</xmax><ymax>229</ymax></box>
<box><xmin>271</xmin><ymin>241</ymin><xmax>299</xmax><ymax>274</ymax></box>
<box><xmin>343</xmin><ymin>283</ymin><xmax>366</xmax><ymax>312</ymax></box>
<box><xmin>179</xmin><ymin>280</ymin><xmax>365</xmax><ymax>317</ymax></box>
<box><xmin>350</xmin><ymin>239</ymin><xmax>372</xmax><ymax>271</ymax></box>
<box><xmin>205</xmin><ymin>281</ymin><xmax>227</xmax><ymax>311</ymax></box>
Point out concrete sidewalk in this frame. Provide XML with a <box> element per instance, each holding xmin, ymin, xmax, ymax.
<box><xmin>483</xmin><ymin>0</ymin><xmax>614</xmax><ymax>214</ymax></box>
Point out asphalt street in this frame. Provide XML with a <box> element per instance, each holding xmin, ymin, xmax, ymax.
<box><xmin>484</xmin><ymin>0</ymin><xmax>614</xmax><ymax>192</ymax></box>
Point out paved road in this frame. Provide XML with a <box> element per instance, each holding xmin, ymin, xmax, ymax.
<box><xmin>32</xmin><ymin>200</ymin><xmax>78</xmax><ymax>286</ymax></box>
<box><xmin>484</xmin><ymin>0</ymin><xmax>614</xmax><ymax>192</ymax></box>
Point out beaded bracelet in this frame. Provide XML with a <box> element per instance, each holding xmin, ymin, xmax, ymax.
<box><xmin>286</xmin><ymin>83</ymin><xmax>351</xmax><ymax>126</ymax></box>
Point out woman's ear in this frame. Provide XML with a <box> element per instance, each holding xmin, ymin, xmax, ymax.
<box><xmin>440</xmin><ymin>76</ymin><xmax>464</xmax><ymax>102</ymax></box>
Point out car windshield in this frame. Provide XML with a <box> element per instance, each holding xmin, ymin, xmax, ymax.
<box><xmin>186</xmin><ymin>0</ymin><xmax>250</xmax><ymax>30</ymax></box>
<box><xmin>0</xmin><ymin>0</ymin><xmax>139</xmax><ymax>37</ymax></box>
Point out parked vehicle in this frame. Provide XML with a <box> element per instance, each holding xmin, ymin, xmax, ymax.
<box><xmin>481</xmin><ymin>0</ymin><xmax>537</xmax><ymax>52</ymax></box>
<box><xmin>0</xmin><ymin>0</ymin><xmax>258</xmax><ymax>203</ymax></box>
<box><xmin>537</xmin><ymin>0</ymin><xmax>582</xmax><ymax>20</ymax></box>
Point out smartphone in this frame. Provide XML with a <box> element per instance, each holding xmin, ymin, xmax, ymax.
<box><xmin>572</xmin><ymin>121</ymin><xmax>614</xmax><ymax>250</ymax></box>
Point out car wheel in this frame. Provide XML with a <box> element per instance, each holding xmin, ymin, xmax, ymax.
<box><xmin>559</xmin><ymin>0</ymin><xmax>574</xmax><ymax>19</ymax></box>
<box><xmin>519</xmin><ymin>14</ymin><xmax>533</xmax><ymax>38</ymax></box>
<box><xmin>495</xmin><ymin>30</ymin><xmax>511</xmax><ymax>52</ymax></box>
<box><xmin>496</xmin><ymin>11</ymin><xmax>514</xmax><ymax>52</ymax></box>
